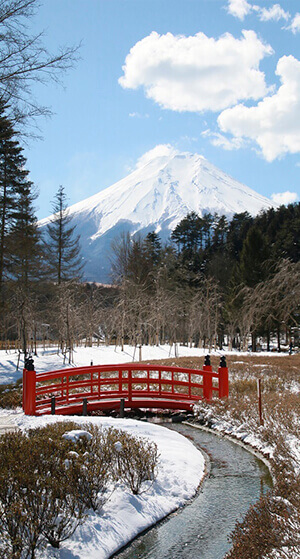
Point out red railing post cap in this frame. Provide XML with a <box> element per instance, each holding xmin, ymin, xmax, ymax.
<box><xmin>219</xmin><ymin>356</ymin><xmax>227</xmax><ymax>368</ymax></box>
<box><xmin>25</xmin><ymin>356</ymin><xmax>35</xmax><ymax>371</ymax></box>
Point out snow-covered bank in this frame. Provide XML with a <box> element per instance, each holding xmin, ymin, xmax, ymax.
<box><xmin>191</xmin><ymin>352</ymin><xmax>300</xmax><ymax>559</ymax></box>
<box><xmin>12</xmin><ymin>413</ymin><xmax>205</xmax><ymax>559</ymax></box>
<box><xmin>0</xmin><ymin>343</ymin><xmax>290</xmax><ymax>385</ymax></box>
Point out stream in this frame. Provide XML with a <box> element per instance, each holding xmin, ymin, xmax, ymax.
<box><xmin>113</xmin><ymin>423</ymin><xmax>272</xmax><ymax>559</ymax></box>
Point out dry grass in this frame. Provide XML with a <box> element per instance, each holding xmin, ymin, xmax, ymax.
<box><xmin>0</xmin><ymin>378</ymin><xmax>22</xmax><ymax>408</ymax></box>
<box><xmin>146</xmin><ymin>352</ymin><xmax>300</xmax><ymax>559</ymax></box>
<box><xmin>145</xmin><ymin>353</ymin><xmax>300</xmax><ymax>437</ymax></box>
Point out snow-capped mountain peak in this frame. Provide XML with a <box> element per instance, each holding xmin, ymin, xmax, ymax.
<box><xmin>39</xmin><ymin>146</ymin><xmax>276</xmax><ymax>282</ymax></box>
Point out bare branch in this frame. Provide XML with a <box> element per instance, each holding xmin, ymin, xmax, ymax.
<box><xmin>0</xmin><ymin>0</ymin><xmax>80</xmax><ymax>129</ymax></box>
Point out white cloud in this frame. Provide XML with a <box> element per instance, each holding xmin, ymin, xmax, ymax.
<box><xmin>227</xmin><ymin>0</ymin><xmax>253</xmax><ymax>20</ymax></box>
<box><xmin>135</xmin><ymin>144</ymin><xmax>177</xmax><ymax>168</ymax></box>
<box><xmin>180</xmin><ymin>135</ymin><xmax>198</xmax><ymax>143</ymax></box>
<box><xmin>259</xmin><ymin>4</ymin><xmax>290</xmax><ymax>22</ymax></box>
<box><xmin>119</xmin><ymin>31</ymin><xmax>273</xmax><ymax>113</ymax></box>
<box><xmin>227</xmin><ymin>1</ymin><xmax>291</xmax><ymax>24</ymax></box>
<box><xmin>202</xmin><ymin>130</ymin><xmax>245</xmax><ymax>150</ymax></box>
<box><xmin>218</xmin><ymin>55</ymin><xmax>300</xmax><ymax>161</ymax></box>
<box><xmin>129</xmin><ymin>112</ymin><xmax>149</xmax><ymax>118</ymax></box>
<box><xmin>289</xmin><ymin>13</ymin><xmax>300</xmax><ymax>34</ymax></box>
<box><xmin>271</xmin><ymin>191</ymin><xmax>298</xmax><ymax>205</ymax></box>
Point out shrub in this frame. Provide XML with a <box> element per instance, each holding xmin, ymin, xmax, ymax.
<box><xmin>0</xmin><ymin>379</ymin><xmax>22</xmax><ymax>409</ymax></box>
<box><xmin>225</xmin><ymin>492</ymin><xmax>283</xmax><ymax>559</ymax></box>
<box><xmin>0</xmin><ymin>423</ymin><xmax>86</xmax><ymax>556</ymax></box>
<box><xmin>69</xmin><ymin>424</ymin><xmax>114</xmax><ymax>512</ymax></box>
<box><xmin>0</xmin><ymin>431</ymin><xmax>43</xmax><ymax>558</ymax></box>
<box><xmin>0</xmin><ymin>421</ymin><xmax>160</xmax><ymax>555</ymax></box>
<box><xmin>28</xmin><ymin>422</ymin><xmax>87</xmax><ymax>548</ymax></box>
<box><xmin>113</xmin><ymin>431</ymin><xmax>159</xmax><ymax>495</ymax></box>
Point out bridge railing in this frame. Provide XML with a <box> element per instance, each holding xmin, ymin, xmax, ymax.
<box><xmin>22</xmin><ymin>357</ymin><xmax>229</xmax><ymax>416</ymax></box>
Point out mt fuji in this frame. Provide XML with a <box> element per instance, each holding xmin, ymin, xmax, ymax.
<box><xmin>39</xmin><ymin>146</ymin><xmax>276</xmax><ymax>283</ymax></box>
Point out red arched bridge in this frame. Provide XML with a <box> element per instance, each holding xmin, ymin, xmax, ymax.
<box><xmin>22</xmin><ymin>357</ymin><xmax>229</xmax><ymax>416</ymax></box>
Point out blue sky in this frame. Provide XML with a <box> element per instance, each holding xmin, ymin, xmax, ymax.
<box><xmin>24</xmin><ymin>0</ymin><xmax>300</xmax><ymax>219</ymax></box>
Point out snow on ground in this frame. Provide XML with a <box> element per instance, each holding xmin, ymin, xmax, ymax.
<box><xmin>200</xmin><ymin>413</ymin><xmax>276</xmax><ymax>460</ymax></box>
<box><xmin>0</xmin><ymin>343</ymin><xmax>289</xmax><ymax>385</ymax></box>
<box><xmin>12</xmin><ymin>413</ymin><xmax>205</xmax><ymax>559</ymax></box>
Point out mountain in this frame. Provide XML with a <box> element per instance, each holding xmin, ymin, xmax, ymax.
<box><xmin>39</xmin><ymin>147</ymin><xmax>276</xmax><ymax>282</ymax></box>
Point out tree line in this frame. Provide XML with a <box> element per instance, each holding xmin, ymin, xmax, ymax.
<box><xmin>108</xmin><ymin>205</ymin><xmax>300</xmax><ymax>353</ymax></box>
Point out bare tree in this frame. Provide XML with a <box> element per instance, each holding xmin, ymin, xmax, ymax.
<box><xmin>53</xmin><ymin>283</ymin><xmax>82</xmax><ymax>364</ymax></box>
<box><xmin>242</xmin><ymin>259</ymin><xmax>300</xmax><ymax>351</ymax></box>
<box><xmin>189</xmin><ymin>276</ymin><xmax>222</xmax><ymax>350</ymax></box>
<box><xmin>0</xmin><ymin>0</ymin><xmax>80</xmax><ymax>128</ymax></box>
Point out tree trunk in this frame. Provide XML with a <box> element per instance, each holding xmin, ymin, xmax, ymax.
<box><xmin>277</xmin><ymin>325</ymin><xmax>281</xmax><ymax>352</ymax></box>
<box><xmin>266</xmin><ymin>329</ymin><xmax>270</xmax><ymax>352</ymax></box>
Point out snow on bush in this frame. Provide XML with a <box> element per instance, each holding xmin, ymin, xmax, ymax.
<box><xmin>0</xmin><ymin>421</ymin><xmax>160</xmax><ymax>557</ymax></box>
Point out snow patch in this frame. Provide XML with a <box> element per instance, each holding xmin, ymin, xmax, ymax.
<box><xmin>11</xmin><ymin>414</ymin><xmax>205</xmax><ymax>559</ymax></box>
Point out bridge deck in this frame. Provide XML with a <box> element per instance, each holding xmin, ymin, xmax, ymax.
<box><xmin>36</xmin><ymin>396</ymin><xmax>196</xmax><ymax>415</ymax></box>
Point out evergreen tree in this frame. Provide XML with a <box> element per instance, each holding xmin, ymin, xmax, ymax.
<box><xmin>171</xmin><ymin>212</ymin><xmax>205</xmax><ymax>281</ymax></box>
<box><xmin>0</xmin><ymin>102</ymin><xmax>39</xmax><ymax>296</ymax></box>
<box><xmin>239</xmin><ymin>226</ymin><xmax>269</xmax><ymax>288</ymax></box>
<box><xmin>7</xmin><ymin>181</ymin><xmax>41</xmax><ymax>288</ymax></box>
<box><xmin>143</xmin><ymin>232</ymin><xmax>161</xmax><ymax>267</ymax></box>
<box><xmin>171</xmin><ymin>211</ymin><xmax>203</xmax><ymax>252</ymax></box>
<box><xmin>211</xmin><ymin>214</ymin><xmax>228</xmax><ymax>252</ymax></box>
<box><xmin>44</xmin><ymin>186</ymin><xmax>82</xmax><ymax>284</ymax></box>
<box><xmin>226</xmin><ymin>212</ymin><xmax>253</xmax><ymax>262</ymax></box>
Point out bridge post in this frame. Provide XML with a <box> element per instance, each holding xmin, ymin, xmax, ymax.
<box><xmin>23</xmin><ymin>357</ymin><xmax>36</xmax><ymax>415</ymax></box>
<box><xmin>120</xmin><ymin>398</ymin><xmax>125</xmax><ymax>418</ymax></box>
<box><xmin>203</xmin><ymin>355</ymin><xmax>213</xmax><ymax>401</ymax></box>
<box><xmin>22</xmin><ymin>367</ymin><xmax>27</xmax><ymax>412</ymax></box>
<box><xmin>82</xmin><ymin>398</ymin><xmax>88</xmax><ymax>416</ymax></box>
<box><xmin>51</xmin><ymin>396</ymin><xmax>56</xmax><ymax>415</ymax></box>
<box><xmin>218</xmin><ymin>356</ymin><xmax>229</xmax><ymax>398</ymax></box>
<box><xmin>128</xmin><ymin>370</ymin><xmax>132</xmax><ymax>403</ymax></box>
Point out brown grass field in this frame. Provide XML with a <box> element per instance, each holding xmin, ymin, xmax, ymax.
<box><xmin>148</xmin><ymin>352</ymin><xmax>300</xmax><ymax>559</ymax></box>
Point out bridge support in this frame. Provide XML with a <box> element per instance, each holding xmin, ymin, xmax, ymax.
<box><xmin>23</xmin><ymin>358</ymin><xmax>36</xmax><ymax>416</ymax></box>
<box><xmin>218</xmin><ymin>357</ymin><xmax>229</xmax><ymax>398</ymax></box>
<box><xmin>82</xmin><ymin>398</ymin><xmax>88</xmax><ymax>416</ymax></box>
<box><xmin>120</xmin><ymin>398</ymin><xmax>125</xmax><ymax>418</ymax></box>
<box><xmin>203</xmin><ymin>355</ymin><xmax>213</xmax><ymax>400</ymax></box>
<box><xmin>51</xmin><ymin>396</ymin><xmax>56</xmax><ymax>415</ymax></box>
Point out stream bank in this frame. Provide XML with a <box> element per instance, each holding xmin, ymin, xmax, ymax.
<box><xmin>114</xmin><ymin>422</ymin><xmax>272</xmax><ymax>559</ymax></box>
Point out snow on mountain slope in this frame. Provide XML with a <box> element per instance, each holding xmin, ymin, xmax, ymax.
<box><xmin>39</xmin><ymin>146</ymin><xmax>276</xmax><ymax>282</ymax></box>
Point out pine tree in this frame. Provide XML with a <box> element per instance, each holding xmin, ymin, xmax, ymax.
<box><xmin>8</xmin><ymin>181</ymin><xmax>41</xmax><ymax>288</ymax></box>
<box><xmin>239</xmin><ymin>227</ymin><xmax>269</xmax><ymax>288</ymax></box>
<box><xmin>0</xmin><ymin>102</ymin><xmax>40</xmax><ymax>296</ymax></box>
<box><xmin>226</xmin><ymin>212</ymin><xmax>253</xmax><ymax>262</ymax></box>
<box><xmin>44</xmin><ymin>185</ymin><xmax>82</xmax><ymax>284</ymax></box>
<box><xmin>143</xmin><ymin>232</ymin><xmax>161</xmax><ymax>267</ymax></box>
<box><xmin>0</xmin><ymin>102</ymin><xmax>41</xmax><ymax>355</ymax></box>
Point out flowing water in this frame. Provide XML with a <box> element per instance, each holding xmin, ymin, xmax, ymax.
<box><xmin>113</xmin><ymin>423</ymin><xmax>272</xmax><ymax>559</ymax></box>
